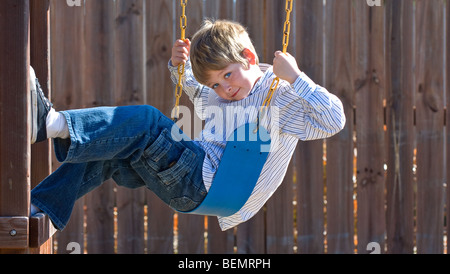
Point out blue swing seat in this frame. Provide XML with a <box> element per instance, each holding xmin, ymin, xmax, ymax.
<box><xmin>182</xmin><ymin>123</ymin><xmax>271</xmax><ymax>217</ymax></box>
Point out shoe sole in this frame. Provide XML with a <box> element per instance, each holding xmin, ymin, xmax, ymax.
<box><xmin>30</xmin><ymin>67</ymin><xmax>38</xmax><ymax>144</ymax></box>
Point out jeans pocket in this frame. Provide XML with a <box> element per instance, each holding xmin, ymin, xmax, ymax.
<box><xmin>143</xmin><ymin>128</ymin><xmax>196</xmax><ymax>189</ymax></box>
<box><xmin>156</xmin><ymin>148</ymin><xmax>196</xmax><ymax>187</ymax></box>
<box><xmin>144</xmin><ymin>129</ymin><xmax>173</xmax><ymax>165</ymax></box>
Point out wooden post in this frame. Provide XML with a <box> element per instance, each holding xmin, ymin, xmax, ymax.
<box><xmin>0</xmin><ymin>0</ymin><xmax>54</xmax><ymax>254</ymax></box>
<box><xmin>0</xmin><ymin>0</ymin><xmax>31</xmax><ymax>254</ymax></box>
<box><xmin>29</xmin><ymin>0</ymin><xmax>53</xmax><ymax>254</ymax></box>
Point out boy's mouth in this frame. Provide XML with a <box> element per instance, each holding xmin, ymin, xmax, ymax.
<box><xmin>231</xmin><ymin>88</ymin><xmax>240</xmax><ymax>98</ymax></box>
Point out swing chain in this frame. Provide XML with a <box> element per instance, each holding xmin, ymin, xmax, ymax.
<box><xmin>282</xmin><ymin>0</ymin><xmax>293</xmax><ymax>52</ymax></box>
<box><xmin>180</xmin><ymin>0</ymin><xmax>187</xmax><ymax>40</ymax></box>
<box><xmin>260</xmin><ymin>0</ymin><xmax>293</xmax><ymax>119</ymax></box>
<box><xmin>172</xmin><ymin>0</ymin><xmax>188</xmax><ymax>122</ymax></box>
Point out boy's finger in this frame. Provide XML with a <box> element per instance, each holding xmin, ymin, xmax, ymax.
<box><xmin>176</xmin><ymin>51</ymin><xmax>189</xmax><ymax>59</ymax></box>
<box><xmin>177</xmin><ymin>39</ymin><xmax>191</xmax><ymax>47</ymax></box>
<box><xmin>174</xmin><ymin>56</ymin><xmax>187</xmax><ymax>62</ymax></box>
<box><xmin>175</xmin><ymin>39</ymin><xmax>187</xmax><ymax>47</ymax></box>
<box><xmin>176</xmin><ymin>47</ymin><xmax>186</xmax><ymax>54</ymax></box>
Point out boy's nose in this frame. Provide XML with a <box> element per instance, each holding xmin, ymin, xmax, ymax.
<box><xmin>222</xmin><ymin>83</ymin><xmax>232</xmax><ymax>93</ymax></box>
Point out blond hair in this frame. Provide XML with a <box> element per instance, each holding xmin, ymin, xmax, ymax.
<box><xmin>190</xmin><ymin>19</ymin><xmax>259</xmax><ymax>85</ymax></box>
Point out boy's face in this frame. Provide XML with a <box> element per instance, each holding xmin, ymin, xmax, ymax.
<box><xmin>205</xmin><ymin>48</ymin><xmax>262</xmax><ymax>101</ymax></box>
<box><xmin>206</xmin><ymin>64</ymin><xmax>263</xmax><ymax>101</ymax></box>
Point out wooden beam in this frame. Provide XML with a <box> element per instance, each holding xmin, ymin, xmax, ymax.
<box><xmin>0</xmin><ymin>217</ymin><xmax>29</xmax><ymax>249</ymax></box>
<box><xmin>29</xmin><ymin>213</ymin><xmax>57</xmax><ymax>248</ymax></box>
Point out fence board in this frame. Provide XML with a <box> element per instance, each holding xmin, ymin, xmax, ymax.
<box><xmin>114</xmin><ymin>0</ymin><xmax>146</xmax><ymax>254</ymax></box>
<box><xmin>0</xmin><ymin>0</ymin><xmax>30</xmax><ymax>254</ymax></box>
<box><xmin>235</xmin><ymin>0</ymin><xmax>265</xmax><ymax>63</ymax></box>
<box><xmin>50</xmin><ymin>0</ymin><xmax>85</xmax><ymax>253</ymax></box>
<box><xmin>294</xmin><ymin>0</ymin><xmax>325</xmax><ymax>254</ymax></box>
<box><xmin>146</xmin><ymin>0</ymin><xmax>176</xmax><ymax>254</ymax></box>
<box><xmin>414</xmin><ymin>0</ymin><xmax>445</xmax><ymax>254</ymax></box>
<box><xmin>261</xmin><ymin>0</ymin><xmax>284</xmax><ymax>62</ymax></box>
<box><xmin>203</xmin><ymin>0</ymin><xmax>235</xmax><ymax>21</ymax></box>
<box><xmin>175</xmin><ymin>0</ymin><xmax>206</xmax><ymax>254</ymax></box>
<box><xmin>236</xmin><ymin>213</ymin><xmax>265</xmax><ymax>254</ymax></box>
<box><xmin>234</xmin><ymin>0</ymin><xmax>266</xmax><ymax>254</ymax></box>
<box><xmin>266</xmin><ymin>164</ymin><xmax>295</xmax><ymax>254</ymax></box>
<box><xmin>82</xmin><ymin>0</ymin><xmax>116</xmax><ymax>254</ymax></box>
<box><xmin>354</xmin><ymin>2</ymin><xmax>387</xmax><ymax>253</ymax></box>
<box><xmin>447</xmin><ymin>1</ymin><xmax>450</xmax><ymax>256</ymax></box>
<box><xmin>385</xmin><ymin>0</ymin><xmax>415</xmax><ymax>254</ymax></box>
<box><xmin>324</xmin><ymin>0</ymin><xmax>355</xmax><ymax>254</ymax></box>
<box><xmin>264</xmin><ymin>0</ymin><xmax>294</xmax><ymax>255</ymax></box>
<box><xmin>202</xmin><ymin>0</ymin><xmax>236</xmax><ymax>254</ymax></box>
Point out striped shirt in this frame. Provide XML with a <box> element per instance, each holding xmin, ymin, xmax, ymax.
<box><xmin>169</xmin><ymin>60</ymin><xmax>346</xmax><ymax>231</ymax></box>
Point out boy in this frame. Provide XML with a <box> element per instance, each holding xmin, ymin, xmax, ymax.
<box><xmin>31</xmin><ymin>19</ymin><xmax>345</xmax><ymax>231</ymax></box>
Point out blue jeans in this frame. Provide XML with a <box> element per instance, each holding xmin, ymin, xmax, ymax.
<box><xmin>31</xmin><ymin>105</ymin><xmax>206</xmax><ymax>230</ymax></box>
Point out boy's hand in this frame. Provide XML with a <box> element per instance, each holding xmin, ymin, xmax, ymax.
<box><xmin>171</xmin><ymin>39</ymin><xmax>191</xmax><ymax>67</ymax></box>
<box><xmin>273</xmin><ymin>51</ymin><xmax>302</xmax><ymax>84</ymax></box>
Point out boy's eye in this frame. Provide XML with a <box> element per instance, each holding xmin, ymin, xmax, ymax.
<box><xmin>211</xmin><ymin>72</ymin><xmax>231</xmax><ymax>89</ymax></box>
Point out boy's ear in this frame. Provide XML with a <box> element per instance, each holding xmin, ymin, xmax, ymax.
<box><xmin>242</xmin><ymin>48</ymin><xmax>257</xmax><ymax>65</ymax></box>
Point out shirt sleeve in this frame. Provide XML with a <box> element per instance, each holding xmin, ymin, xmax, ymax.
<box><xmin>274</xmin><ymin>72</ymin><xmax>346</xmax><ymax>141</ymax></box>
<box><xmin>168</xmin><ymin>59</ymin><xmax>210</xmax><ymax>120</ymax></box>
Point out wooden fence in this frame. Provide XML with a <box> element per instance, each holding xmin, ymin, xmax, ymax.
<box><xmin>1</xmin><ymin>0</ymin><xmax>448</xmax><ymax>254</ymax></box>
